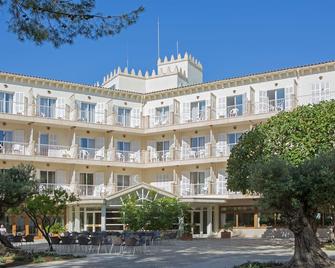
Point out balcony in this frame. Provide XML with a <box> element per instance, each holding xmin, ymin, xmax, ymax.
<box><xmin>149</xmin><ymin>150</ymin><xmax>171</xmax><ymax>162</ymax></box>
<box><xmin>150</xmin><ymin>115</ymin><xmax>170</xmax><ymax>128</ymax></box>
<box><xmin>0</xmin><ymin>141</ymin><xmax>28</xmax><ymax>155</ymax></box>
<box><xmin>114</xmin><ymin>150</ymin><xmax>141</xmax><ymax>163</ymax></box>
<box><xmin>78</xmin><ymin>147</ymin><xmax>105</xmax><ymax>160</ymax></box>
<box><xmin>36</xmin><ymin>105</ymin><xmax>68</xmax><ymax>120</ymax></box>
<box><xmin>177</xmin><ymin>182</ymin><xmax>242</xmax><ymax>197</ymax></box>
<box><xmin>0</xmin><ymin>100</ymin><xmax>26</xmax><ymax>115</ymax></box>
<box><xmin>36</xmin><ymin>144</ymin><xmax>72</xmax><ymax>158</ymax></box>
<box><xmin>180</xmin><ymin>146</ymin><xmax>209</xmax><ymax>160</ymax></box>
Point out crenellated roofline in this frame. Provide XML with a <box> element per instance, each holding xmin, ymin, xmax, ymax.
<box><xmin>1</xmin><ymin>60</ymin><xmax>335</xmax><ymax>103</ymax></box>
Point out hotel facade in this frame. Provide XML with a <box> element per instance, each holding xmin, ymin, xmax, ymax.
<box><xmin>0</xmin><ymin>53</ymin><xmax>334</xmax><ymax>238</ymax></box>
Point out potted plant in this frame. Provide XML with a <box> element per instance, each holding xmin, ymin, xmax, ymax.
<box><xmin>48</xmin><ymin>222</ymin><xmax>66</xmax><ymax>237</ymax></box>
<box><xmin>221</xmin><ymin>223</ymin><xmax>234</xmax><ymax>239</ymax></box>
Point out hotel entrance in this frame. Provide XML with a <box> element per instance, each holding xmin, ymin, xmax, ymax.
<box><xmin>190</xmin><ymin>206</ymin><xmax>214</xmax><ymax>238</ymax></box>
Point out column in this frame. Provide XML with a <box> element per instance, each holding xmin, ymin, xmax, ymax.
<box><xmin>214</xmin><ymin>205</ymin><xmax>220</xmax><ymax>234</ymax></box>
<box><xmin>66</xmin><ymin>206</ymin><xmax>73</xmax><ymax>232</ymax></box>
<box><xmin>28</xmin><ymin>126</ymin><xmax>35</xmax><ymax>156</ymax></box>
<box><xmin>209</xmin><ymin>126</ymin><xmax>216</xmax><ymax>157</ymax></box>
<box><xmin>254</xmin><ymin>208</ymin><xmax>260</xmax><ymax>228</ymax></box>
<box><xmin>207</xmin><ymin>206</ymin><xmax>213</xmax><ymax>236</ymax></box>
<box><xmin>70</xmin><ymin>128</ymin><xmax>78</xmax><ymax>158</ymax></box>
<box><xmin>106</xmin><ymin>132</ymin><xmax>114</xmax><ymax>160</ymax></box>
<box><xmin>101</xmin><ymin>204</ymin><xmax>106</xmax><ymax>231</ymax></box>
<box><xmin>74</xmin><ymin>206</ymin><xmax>80</xmax><ymax>232</ymax></box>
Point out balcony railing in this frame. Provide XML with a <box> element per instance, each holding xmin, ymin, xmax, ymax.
<box><xmin>150</xmin><ymin>181</ymin><xmax>174</xmax><ymax>193</ymax></box>
<box><xmin>227</xmin><ymin>104</ymin><xmax>244</xmax><ymax>118</ymax></box>
<box><xmin>78</xmin><ymin>184</ymin><xmax>105</xmax><ymax>197</ymax></box>
<box><xmin>256</xmin><ymin>98</ymin><xmax>286</xmax><ymax>114</ymax></box>
<box><xmin>177</xmin><ymin>182</ymin><xmax>243</xmax><ymax>197</ymax></box>
<box><xmin>0</xmin><ymin>101</ymin><xmax>26</xmax><ymax>115</ymax></box>
<box><xmin>149</xmin><ymin>150</ymin><xmax>171</xmax><ymax>162</ymax></box>
<box><xmin>115</xmin><ymin>150</ymin><xmax>141</xmax><ymax>163</ymax></box>
<box><xmin>78</xmin><ymin>147</ymin><xmax>105</xmax><ymax>160</ymax></box>
<box><xmin>36</xmin><ymin>144</ymin><xmax>72</xmax><ymax>158</ymax></box>
<box><xmin>39</xmin><ymin>183</ymin><xmax>72</xmax><ymax>193</ymax></box>
<box><xmin>0</xmin><ymin>141</ymin><xmax>28</xmax><ymax>155</ymax></box>
<box><xmin>181</xmin><ymin>146</ymin><xmax>208</xmax><ymax>160</ymax></box>
<box><xmin>36</xmin><ymin>105</ymin><xmax>68</xmax><ymax>120</ymax></box>
<box><xmin>150</xmin><ymin>115</ymin><xmax>170</xmax><ymax>127</ymax></box>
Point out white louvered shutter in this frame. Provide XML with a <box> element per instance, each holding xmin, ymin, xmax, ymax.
<box><xmin>13</xmin><ymin>130</ymin><xmax>25</xmax><ymax>154</ymax></box>
<box><xmin>242</xmin><ymin>93</ymin><xmax>247</xmax><ymax>115</ymax></box>
<box><xmin>56</xmin><ymin>97</ymin><xmax>65</xmax><ymax>119</ymax></box>
<box><xmin>131</xmin><ymin>141</ymin><xmax>140</xmax><ymax>162</ymax></box>
<box><xmin>217</xmin><ymin>169</ymin><xmax>228</xmax><ymax>195</ymax></box>
<box><xmin>95</xmin><ymin>172</ymin><xmax>105</xmax><ymax>185</ymax></box>
<box><xmin>216</xmin><ymin>133</ymin><xmax>227</xmax><ymax>157</ymax></box>
<box><xmin>147</xmin><ymin>141</ymin><xmax>156</xmax><ymax>162</ymax></box>
<box><xmin>321</xmin><ymin>81</ymin><xmax>331</xmax><ymax>101</ymax></box>
<box><xmin>285</xmin><ymin>87</ymin><xmax>294</xmax><ymax>111</ymax></box>
<box><xmin>95</xmin><ymin>137</ymin><xmax>105</xmax><ymax>160</ymax></box>
<box><xmin>75</xmin><ymin>100</ymin><xmax>82</xmax><ymax>121</ymax></box>
<box><xmin>182</xmin><ymin>102</ymin><xmax>190</xmax><ymax>123</ymax></box>
<box><xmin>149</xmin><ymin>108</ymin><xmax>155</xmax><ymax>127</ymax></box>
<box><xmin>56</xmin><ymin>170</ymin><xmax>66</xmax><ymax>185</ymax></box>
<box><xmin>204</xmin><ymin>170</ymin><xmax>211</xmax><ymax>193</ymax></box>
<box><xmin>95</xmin><ymin>102</ymin><xmax>105</xmax><ymax>124</ymax></box>
<box><xmin>181</xmin><ymin>137</ymin><xmax>190</xmax><ymax>160</ymax></box>
<box><xmin>180</xmin><ymin>172</ymin><xmax>190</xmax><ymax>196</ymax></box>
<box><xmin>217</xmin><ymin>96</ymin><xmax>226</xmax><ymax>118</ymax></box>
<box><xmin>205</xmin><ymin>135</ymin><xmax>210</xmax><ymax>157</ymax></box>
<box><xmin>258</xmin><ymin>91</ymin><xmax>269</xmax><ymax>114</ymax></box>
<box><xmin>131</xmin><ymin>108</ymin><xmax>140</xmax><ymax>128</ymax></box>
<box><xmin>14</xmin><ymin>92</ymin><xmax>24</xmax><ymax>115</ymax></box>
<box><xmin>131</xmin><ymin>174</ymin><xmax>140</xmax><ymax>186</ymax></box>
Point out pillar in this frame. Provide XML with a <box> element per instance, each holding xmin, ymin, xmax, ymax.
<box><xmin>70</xmin><ymin>128</ymin><xmax>78</xmax><ymax>158</ymax></box>
<box><xmin>209</xmin><ymin>126</ymin><xmax>216</xmax><ymax>157</ymax></box>
<box><xmin>207</xmin><ymin>206</ymin><xmax>213</xmax><ymax>236</ymax></box>
<box><xmin>254</xmin><ymin>208</ymin><xmax>260</xmax><ymax>228</ymax></box>
<box><xmin>101</xmin><ymin>204</ymin><xmax>106</xmax><ymax>231</ymax></box>
<box><xmin>214</xmin><ymin>205</ymin><xmax>220</xmax><ymax>234</ymax></box>
<box><xmin>74</xmin><ymin>206</ymin><xmax>80</xmax><ymax>232</ymax></box>
<box><xmin>28</xmin><ymin>126</ymin><xmax>35</xmax><ymax>156</ymax></box>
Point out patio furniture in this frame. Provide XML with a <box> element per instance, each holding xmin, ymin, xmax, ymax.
<box><xmin>122</xmin><ymin>237</ymin><xmax>140</xmax><ymax>255</ymax></box>
<box><xmin>77</xmin><ymin>235</ymin><xmax>90</xmax><ymax>253</ymax></box>
<box><xmin>89</xmin><ymin>236</ymin><xmax>103</xmax><ymax>254</ymax></box>
<box><xmin>12</xmin><ymin>235</ymin><xmax>23</xmax><ymax>247</ymax></box>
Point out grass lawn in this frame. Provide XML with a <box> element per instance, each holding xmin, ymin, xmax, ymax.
<box><xmin>0</xmin><ymin>251</ymin><xmax>84</xmax><ymax>267</ymax></box>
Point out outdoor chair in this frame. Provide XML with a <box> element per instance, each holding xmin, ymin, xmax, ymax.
<box><xmin>110</xmin><ymin>236</ymin><xmax>123</xmax><ymax>254</ymax></box>
<box><xmin>77</xmin><ymin>235</ymin><xmax>90</xmax><ymax>254</ymax></box>
<box><xmin>12</xmin><ymin>235</ymin><xmax>23</xmax><ymax>247</ymax></box>
<box><xmin>60</xmin><ymin>236</ymin><xmax>75</xmax><ymax>254</ymax></box>
<box><xmin>89</xmin><ymin>236</ymin><xmax>103</xmax><ymax>254</ymax></box>
<box><xmin>122</xmin><ymin>237</ymin><xmax>140</xmax><ymax>255</ymax></box>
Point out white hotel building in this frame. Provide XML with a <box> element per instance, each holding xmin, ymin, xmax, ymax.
<box><xmin>0</xmin><ymin>53</ymin><xmax>334</xmax><ymax>238</ymax></box>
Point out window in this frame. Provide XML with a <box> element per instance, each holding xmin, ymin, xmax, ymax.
<box><xmin>38</xmin><ymin>97</ymin><xmax>56</xmax><ymax>118</ymax></box>
<box><xmin>117</xmin><ymin>141</ymin><xmax>130</xmax><ymax>152</ymax></box>
<box><xmin>117</xmin><ymin>174</ymin><xmax>130</xmax><ymax>191</ymax></box>
<box><xmin>80</xmin><ymin>138</ymin><xmax>95</xmax><ymax>149</ymax></box>
<box><xmin>80</xmin><ymin>173</ymin><xmax>94</xmax><ymax>185</ymax></box>
<box><xmin>226</xmin><ymin>95</ymin><xmax>243</xmax><ymax>117</ymax></box>
<box><xmin>267</xmin><ymin>88</ymin><xmax>285</xmax><ymax>111</ymax></box>
<box><xmin>117</xmin><ymin>107</ymin><xmax>131</xmax><ymax>126</ymax></box>
<box><xmin>191</xmin><ymin>136</ymin><xmax>205</xmax><ymax>150</ymax></box>
<box><xmin>155</xmin><ymin>106</ymin><xmax>169</xmax><ymax>124</ymax></box>
<box><xmin>220</xmin><ymin>206</ymin><xmax>255</xmax><ymax>228</ymax></box>
<box><xmin>156</xmin><ymin>141</ymin><xmax>169</xmax><ymax>152</ymax></box>
<box><xmin>40</xmin><ymin>171</ymin><xmax>56</xmax><ymax>189</ymax></box>
<box><xmin>80</xmin><ymin>102</ymin><xmax>96</xmax><ymax>123</ymax></box>
<box><xmin>227</xmin><ymin>133</ymin><xmax>242</xmax><ymax>151</ymax></box>
<box><xmin>0</xmin><ymin>130</ymin><xmax>13</xmax><ymax>153</ymax></box>
<box><xmin>190</xmin><ymin>172</ymin><xmax>205</xmax><ymax>195</ymax></box>
<box><xmin>0</xmin><ymin>92</ymin><xmax>13</xmax><ymax>113</ymax></box>
<box><xmin>190</xmin><ymin>100</ymin><xmax>206</xmax><ymax>121</ymax></box>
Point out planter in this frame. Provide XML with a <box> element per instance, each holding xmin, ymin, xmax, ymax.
<box><xmin>180</xmin><ymin>233</ymin><xmax>193</xmax><ymax>240</ymax></box>
<box><xmin>221</xmin><ymin>231</ymin><xmax>231</xmax><ymax>239</ymax></box>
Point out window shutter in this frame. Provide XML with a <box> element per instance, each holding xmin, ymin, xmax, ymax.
<box><xmin>49</xmin><ymin>133</ymin><xmax>57</xmax><ymax>145</ymax></box>
<box><xmin>217</xmin><ymin>169</ymin><xmax>228</xmax><ymax>195</ymax></box>
<box><xmin>216</xmin><ymin>133</ymin><xmax>227</xmax><ymax>157</ymax></box>
<box><xmin>95</xmin><ymin>137</ymin><xmax>105</xmax><ymax>160</ymax></box>
<box><xmin>205</xmin><ymin>135</ymin><xmax>210</xmax><ymax>157</ymax></box>
<box><xmin>131</xmin><ymin>141</ymin><xmax>140</xmax><ymax>162</ymax></box>
<box><xmin>13</xmin><ymin>92</ymin><xmax>24</xmax><ymax>115</ymax></box>
<box><xmin>181</xmin><ymin>137</ymin><xmax>190</xmax><ymax>159</ymax></box>
<box><xmin>95</xmin><ymin>172</ymin><xmax>105</xmax><ymax>185</ymax></box>
<box><xmin>95</xmin><ymin>102</ymin><xmax>105</xmax><ymax>124</ymax></box>
<box><xmin>131</xmin><ymin>174</ymin><xmax>140</xmax><ymax>186</ymax></box>
<box><xmin>180</xmin><ymin>172</ymin><xmax>190</xmax><ymax>196</ymax></box>
<box><xmin>285</xmin><ymin>87</ymin><xmax>294</xmax><ymax>111</ymax></box>
<box><xmin>56</xmin><ymin>170</ymin><xmax>67</xmax><ymax>185</ymax></box>
<box><xmin>258</xmin><ymin>90</ymin><xmax>269</xmax><ymax>113</ymax></box>
<box><xmin>75</xmin><ymin>100</ymin><xmax>81</xmax><ymax>121</ymax></box>
<box><xmin>13</xmin><ymin>130</ymin><xmax>24</xmax><ymax>143</ymax></box>
<box><xmin>56</xmin><ymin>98</ymin><xmax>65</xmax><ymax>119</ymax></box>
<box><xmin>149</xmin><ymin>108</ymin><xmax>155</xmax><ymax>127</ymax></box>
<box><xmin>182</xmin><ymin>102</ymin><xmax>190</xmax><ymax>123</ymax></box>
<box><xmin>242</xmin><ymin>93</ymin><xmax>247</xmax><ymax>115</ymax></box>
<box><xmin>321</xmin><ymin>81</ymin><xmax>331</xmax><ymax>101</ymax></box>
<box><xmin>131</xmin><ymin>108</ymin><xmax>140</xmax><ymax>128</ymax></box>
<box><xmin>205</xmin><ymin>170</ymin><xmax>211</xmax><ymax>189</ymax></box>
<box><xmin>217</xmin><ymin>96</ymin><xmax>226</xmax><ymax>118</ymax></box>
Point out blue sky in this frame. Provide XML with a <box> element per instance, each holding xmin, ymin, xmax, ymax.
<box><xmin>0</xmin><ymin>0</ymin><xmax>335</xmax><ymax>85</ymax></box>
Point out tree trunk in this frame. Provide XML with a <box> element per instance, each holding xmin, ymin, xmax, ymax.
<box><xmin>0</xmin><ymin>234</ymin><xmax>14</xmax><ymax>249</ymax></box>
<box><xmin>288</xmin><ymin>218</ymin><xmax>334</xmax><ymax>268</ymax></box>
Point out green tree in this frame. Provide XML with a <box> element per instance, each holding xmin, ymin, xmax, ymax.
<box><xmin>227</xmin><ymin>100</ymin><xmax>335</xmax><ymax>268</ymax></box>
<box><xmin>20</xmin><ymin>189</ymin><xmax>78</xmax><ymax>251</ymax></box>
<box><xmin>0</xmin><ymin>0</ymin><xmax>144</xmax><ymax>47</ymax></box>
<box><xmin>0</xmin><ymin>164</ymin><xmax>37</xmax><ymax>250</ymax></box>
<box><xmin>121</xmin><ymin>192</ymin><xmax>188</xmax><ymax>231</ymax></box>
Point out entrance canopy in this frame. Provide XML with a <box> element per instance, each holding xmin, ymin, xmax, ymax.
<box><xmin>105</xmin><ymin>183</ymin><xmax>177</xmax><ymax>206</ymax></box>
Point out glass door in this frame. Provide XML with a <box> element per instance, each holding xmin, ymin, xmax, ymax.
<box><xmin>156</xmin><ymin>141</ymin><xmax>169</xmax><ymax>161</ymax></box>
<box><xmin>0</xmin><ymin>92</ymin><xmax>13</xmax><ymax>114</ymax></box>
<box><xmin>39</xmin><ymin>97</ymin><xmax>56</xmax><ymax>118</ymax></box>
<box><xmin>227</xmin><ymin>95</ymin><xmax>243</xmax><ymax>117</ymax></box>
<box><xmin>85</xmin><ymin>211</ymin><xmax>101</xmax><ymax>232</ymax></box>
<box><xmin>190</xmin><ymin>100</ymin><xmax>206</xmax><ymax>121</ymax></box>
<box><xmin>117</xmin><ymin>107</ymin><xmax>131</xmax><ymax>126</ymax></box>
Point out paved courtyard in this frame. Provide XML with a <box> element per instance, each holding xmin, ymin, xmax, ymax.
<box><xmin>18</xmin><ymin>238</ymin><xmax>335</xmax><ymax>268</ymax></box>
